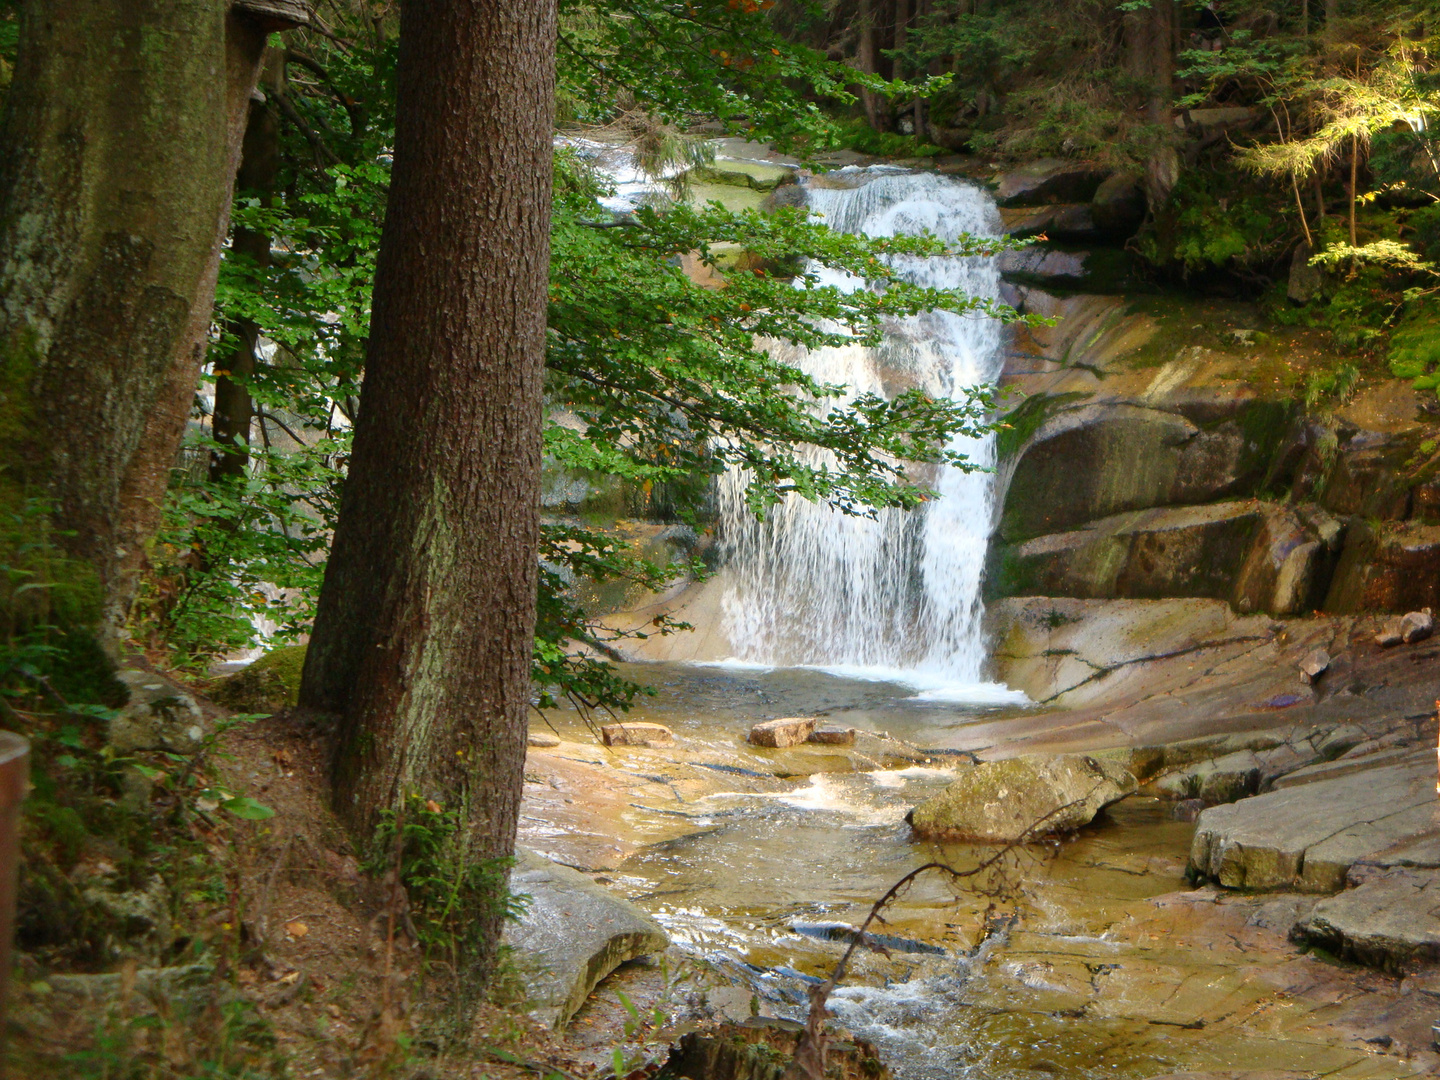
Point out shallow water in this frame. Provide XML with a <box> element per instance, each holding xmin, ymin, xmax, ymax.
<box><xmin>543</xmin><ymin>663</ymin><xmax>1430</xmax><ymax>1080</ymax></box>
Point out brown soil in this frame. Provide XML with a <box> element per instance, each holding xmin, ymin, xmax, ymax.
<box><xmin>9</xmin><ymin>674</ymin><xmax>664</xmax><ymax>1080</ymax></box>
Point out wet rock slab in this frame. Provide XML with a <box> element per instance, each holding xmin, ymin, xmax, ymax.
<box><xmin>1296</xmin><ymin>867</ymin><xmax>1440</xmax><ymax>971</ymax></box>
<box><xmin>504</xmin><ymin>848</ymin><xmax>669</xmax><ymax>1029</ymax></box>
<box><xmin>1189</xmin><ymin>749</ymin><xmax>1440</xmax><ymax>891</ymax></box>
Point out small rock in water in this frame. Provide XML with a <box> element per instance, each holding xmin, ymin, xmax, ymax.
<box><xmin>1171</xmin><ymin>798</ymin><xmax>1205</xmax><ymax>822</ymax></box>
<box><xmin>527</xmin><ymin>731</ymin><xmax>561</xmax><ymax>748</ymax></box>
<box><xmin>600</xmin><ymin>722</ymin><xmax>675</xmax><ymax>748</ymax></box>
<box><xmin>806</xmin><ymin>726</ymin><xmax>857</xmax><ymax>746</ymax></box>
<box><xmin>1400</xmin><ymin>607</ymin><xmax>1434</xmax><ymax>644</ymax></box>
<box><xmin>748</xmin><ymin>717</ymin><xmax>816</xmax><ymax>748</ymax></box>
<box><xmin>1298</xmin><ymin>647</ymin><xmax>1330</xmax><ymax>685</ymax></box>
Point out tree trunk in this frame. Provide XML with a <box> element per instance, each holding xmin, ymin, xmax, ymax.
<box><xmin>912</xmin><ymin>0</ymin><xmax>929</xmax><ymax>136</ymax></box>
<box><xmin>855</xmin><ymin>0</ymin><xmax>884</xmax><ymax>130</ymax></box>
<box><xmin>1125</xmin><ymin>1</ymin><xmax>1178</xmax><ymax>211</ymax></box>
<box><xmin>893</xmin><ymin>0</ymin><xmax>909</xmax><ymax>81</ymax></box>
<box><xmin>298</xmin><ymin>0</ymin><xmax>555</xmax><ymax>997</ymax></box>
<box><xmin>211</xmin><ymin>52</ymin><xmax>285</xmax><ymax>484</ymax></box>
<box><xmin>0</xmin><ymin>1</ymin><xmax>297</xmax><ymax>634</ymax></box>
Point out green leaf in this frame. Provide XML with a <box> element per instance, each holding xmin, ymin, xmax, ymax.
<box><xmin>221</xmin><ymin>796</ymin><xmax>276</xmax><ymax>821</ymax></box>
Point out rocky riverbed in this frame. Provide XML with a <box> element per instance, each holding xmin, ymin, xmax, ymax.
<box><xmin>508</xmin><ymin>598</ymin><xmax>1440</xmax><ymax>1079</ymax></box>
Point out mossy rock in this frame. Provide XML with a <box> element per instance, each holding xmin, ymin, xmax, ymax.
<box><xmin>211</xmin><ymin>644</ymin><xmax>306</xmax><ymax>712</ymax></box>
<box><xmin>1387</xmin><ymin>307</ymin><xmax>1440</xmax><ymax>393</ymax></box>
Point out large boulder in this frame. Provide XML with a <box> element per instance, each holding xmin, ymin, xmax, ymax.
<box><xmin>989</xmin><ymin>502</ymin><xmax>1258</xmax><ymax>604</ymax></box>
<box><xmin>504</xmin><ymin>848</ymin><xmax>669</xmax><ymax>1029</ymax></box>
<box><xmin>109</xmin><ymin>669</ymin><xmax>206</xmax><ymax>754</ymax></box>
<box><xmin>1090</xmin><ymin>171</ymin><xmax>1145</xmax><ymax>235</ymax></box>
<box><xmin>999</xmin><ymin>404</ymin><xmax>1270</xmax><ymax>543</ymax></box>
<box><xmin>1230</xmin><ymin>504</ymin><xmax>1343</xmax><ymax>616</ymax></box>
<box><xmin>999</xmin><ymin>203</ymin><xmax>1104</xmax><ymax>241</ymax></box>
<box><xmin>211</xmin><ymin>644</ymin><xmax>307</xmax><ymax>713</ymax></box>
<box><xmin>1146</xmin><ymin>743</ymin><xmax>1325</xmax><ymax>805</ymax></box>
<box><xmin>907</xmin><ymin>754</ymin><xmax>1136</xmax><ymax>842</ymax></box>
<box><xmin>1189</xmin><ymin>750</ymin><xmax>1438</xmax><ymax>892</ymax></box>
<box><xmin>1315</xmin><ymin>429</ymin><xmax>1416</xmax><ymax>520</ymax></box>
<box><xmin>985</xmin><ymin>596</ymin><xmax>1279</xmax><ymax>707</ymax></box>
<box><xmin>601</xmin><ymin>722</ymin><xmax>676</xmax><ymax>748</ymax></box>
<box><xmin>991</xmin><ymin>497</ymin><xmax>1343</xmax><ymax>614</ymax></box>
<box><xmin>997</xmin><ymin>247</ymin><xmax>1136</xmax><ymax>292</ymax></box>
<box><xmin>994</xmin><ymin>159</ymin><xmax>1110</xmax><ymax>206</ymax></box>
<box><xmin>1323</xmin><ymin>521</ymin><xmax>1440</xmax><ymax>614</ymax></box>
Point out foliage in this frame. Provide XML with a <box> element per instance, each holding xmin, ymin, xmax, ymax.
<box><xmin>367</xmin><ymin>794</ymin><xmax>528</xmax><ymax>975</ymax></box>
<box><xmin>144</xmin><ymin>7</ymin><xmax>1019</xmax><ymax>719</ymax></box>
<box><xmin>136</xmin><ymin>442</ymin><xmax>340</xmax><ymax>668</ymax></box>
<box><xmin>1135</xmin><ymin>168</ymin><xmax>1287</xmax><ymax>274</ymax></box>
<box><xmin>826</xmin><ymin>114</ymin><xmax>942</xmax><ymax>158</ymax></box>
<box><xmin>1388</xmin><ymin>304</ymin><xmax>1440</xmax><ymax>395</ymax></box>
<box><xmin>53</xmin><ymin>997</ymin><xmax>287</xmax><ymax>1080</ymax></box>
<box><xmin>896</xmin><ymin>0</ymin><xmax>1153</xmax><ymax>164</ymax></box>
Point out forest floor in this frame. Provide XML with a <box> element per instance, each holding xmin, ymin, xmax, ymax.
<box><xmin>9</xmin><ymin>674</ymin><xmax>672</xmax><ymax>1080</ymax></box>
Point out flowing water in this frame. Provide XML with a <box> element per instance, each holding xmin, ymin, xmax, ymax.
<box><xmin>716</xmin><ymin>170</ymin><xmax>1018</xmax><ymax>702</ymax></box>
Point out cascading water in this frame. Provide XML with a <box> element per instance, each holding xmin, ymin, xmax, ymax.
<box><xmin>717</xmin><ymin>169</ymin><xmax>1021</xmax><ymax>701</ymax></box>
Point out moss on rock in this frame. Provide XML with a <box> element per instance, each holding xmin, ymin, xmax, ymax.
<box><xmin>212</xmin><ymin>644</ymin><xmax>307</xmax><ymax>713</ymax></box>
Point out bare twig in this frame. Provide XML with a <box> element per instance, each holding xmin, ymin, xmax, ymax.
<box><xmin>781</xmin><ymin>793</ymin><xmax>1094</xmax><ymax>1080</ymax></box>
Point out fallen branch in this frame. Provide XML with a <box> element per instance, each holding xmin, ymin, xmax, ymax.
<box><xmin>782</xmin><ymin>793</ymin><xmax>1093</xmax><ymax>1080</ymax></box>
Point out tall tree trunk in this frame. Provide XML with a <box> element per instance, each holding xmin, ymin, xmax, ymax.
<box><xmin>856</xmin><ymin>0</ymin><xmax>884</xmax><ymax>130</ymax></box>
<box><xmin>912</xmin><ymin>0</ymin><xmax>929</xmax><ymax>136</ymax></box>
<box><xmin>211</xmin><ymin>51</ymin><xmax>285</xmax><ymax>484</ymax></box>
<box><xmin>1125</xmin><ymin>0</ymin><xmax>1178</xmax><ymax>211</ymax></box>
<box><xmin>0</xmin><ymin>1</ymin><xmax>302</xmax><ymax>636</ymax></box>
<box><xmin>298</xmin><ymin>0</ymin><xmax>556</xmax><ymax>997</ymax></box>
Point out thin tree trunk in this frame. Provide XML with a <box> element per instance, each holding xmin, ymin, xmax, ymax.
<box><xmin>0</xmin><ymin>1</ymin><xmax>299</xmax><ymax>635</ymax></box>
<box><xmin>1349</xmin><ymin>133</ymin><xmax>1359</xmax><ymax>247</ymax></box>
<box><xmin>1292</xmin><ymin>173</ymin><xmax>1313</xmax><ymax>248</ymax></box>
<box><xmin>211</xmin><ymin>51</ymin><xmax>284</xmax><ymax>484</ymax></box>
<box><xmin>299</xmin><ymin>0</ymin><xmax>556</xmax><ymax>999</ymax></box>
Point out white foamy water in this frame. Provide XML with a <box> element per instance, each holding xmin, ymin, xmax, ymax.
<box><xmin>717</xmin><ymin>170</ymin><xmax>1020</xmax><ymax>703</ymax></box>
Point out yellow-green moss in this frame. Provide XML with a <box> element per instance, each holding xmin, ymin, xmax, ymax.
<box><xmin>212</xmin><ymin>644</ymin><xmax>307</xmax><ymax>712</ymax></box>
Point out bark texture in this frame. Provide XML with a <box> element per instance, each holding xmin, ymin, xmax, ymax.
<box><xmin>0</xmin><ymin>1</ymin><xmax>281</xmax><ymax>630</ymax></box>
<box><xmin>298</xmin><ymin>0</ymin><xmax>556</xmax><ymax>990</ymax></box>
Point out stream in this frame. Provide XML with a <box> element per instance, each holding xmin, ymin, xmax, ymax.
<box><xmin>540</xmin><ymin>663</ymin><xmax>1425</xmax><ymax>1080</ymax></box>
<box><xmin>538</xmin><ymin>150</ymin><xmax>1430</xmax><ymax>1079</ymax></box>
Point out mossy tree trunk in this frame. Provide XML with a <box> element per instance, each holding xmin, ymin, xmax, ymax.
<box><xmin>0</xmin><ymin>1</ymin><xmax>303</xmax><ymax>636</ymax></box>
<box><xmin>298</xmin><ymin>0</ymin><xmax>556</xmax><ymax>998</ymax></box>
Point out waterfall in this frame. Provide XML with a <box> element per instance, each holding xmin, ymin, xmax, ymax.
<box><xmin>717</xmin><ymin>169</ymin><xmax>1022</xmax><ymax>702</ymax></box>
